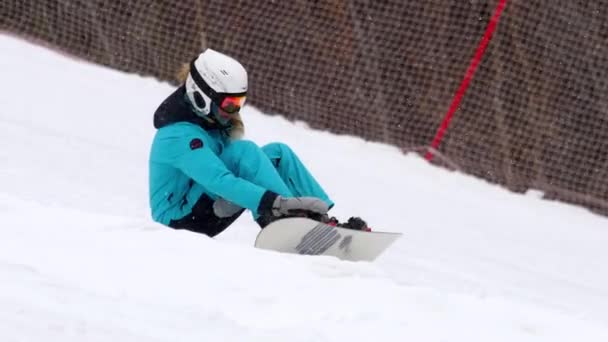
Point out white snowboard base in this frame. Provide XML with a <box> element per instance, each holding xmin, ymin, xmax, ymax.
<box><xmin>254</xmin><ymin>217</ymin><xmax>401</xmax><ymax>262</ymax></box>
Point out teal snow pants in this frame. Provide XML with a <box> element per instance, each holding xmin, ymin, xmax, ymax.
<box><xmin>169</xmin><ymin>141</ymin><xmax>334</xmax><ymax>236</ymax></box>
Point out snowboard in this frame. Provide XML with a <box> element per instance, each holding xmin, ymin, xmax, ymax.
<box><xmin>254</xmin><ymin>217</ymin><xmax>402</xmax><ymax>262</ymax></box>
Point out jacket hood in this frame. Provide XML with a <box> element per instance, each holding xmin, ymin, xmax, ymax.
<box><xmin>154</xmin><ymin>86</ymin><xmax>197</xmax><ymax>129</ymax></box>
<box><xmin>154</xmin><ymin>85</ymin><xmax>223</xmax><ymax>130</ymax></box>
<box><xmin>153</xmin><ymin>85</ymin><xmax>245</xmax><ymax>140</ymax></box>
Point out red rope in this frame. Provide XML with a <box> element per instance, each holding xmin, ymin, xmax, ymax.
<box><xmin>425</xmin><ymin>0</ymin><xmax>508</xmax><ymax>161</ymax></box>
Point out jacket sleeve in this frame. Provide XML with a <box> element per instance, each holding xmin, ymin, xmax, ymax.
<box><xmin>172</xmin><ymin>133</ymin><xmax>277</xmax><ymax>215</ymax></box>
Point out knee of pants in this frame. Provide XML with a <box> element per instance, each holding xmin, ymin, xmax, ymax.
<box><xmin>261</xmin><ymin>142</ymin><xmax>293</xmax><ymax>161</ymax></box>
<box><xmin>227</xmin><ymin>139</ymin><xmax>260</xmax><ymax>153</ymax></box>
<box><xmin>222</xmin><ymin>140</ymin><xmax>265</xmax><ymax>173</ymax></box>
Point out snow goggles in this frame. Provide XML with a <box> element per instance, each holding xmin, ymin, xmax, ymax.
<box><xmin>190</xmin><ymin>60</ymin><xmax>247</xmax><ymax>114</ymax></box>
<box><xmin>220</xmin><ymin>95</ymin><xmax>246</xmax><ymax>114</ymax></box>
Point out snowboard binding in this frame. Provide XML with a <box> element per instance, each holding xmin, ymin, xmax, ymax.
<box><xmin>324</xmin><ymin>216</ymin><xmax>371</xmax><ymax>231</ymax></box>
<box><xmin>257</xmin><ymin>212</ymin><xmax>371</xmax><ymax>231</ymax></box>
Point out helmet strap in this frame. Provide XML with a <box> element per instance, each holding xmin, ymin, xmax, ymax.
<box><xmin>190</xmin><ymin>59</ymin><xmax>221</xmax><ymax>104</ymax></box>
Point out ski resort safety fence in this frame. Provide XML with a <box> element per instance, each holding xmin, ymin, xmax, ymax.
<box><xmin>2</xmin><ymin>0</ymin><xmax>607</xmax><ymax>216</ymax></box>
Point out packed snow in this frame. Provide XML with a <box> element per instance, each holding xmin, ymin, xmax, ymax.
<box><xmin>1</xmin><ymin>34</ymin><xmax>607</xmax><ymax>341</ymax></box>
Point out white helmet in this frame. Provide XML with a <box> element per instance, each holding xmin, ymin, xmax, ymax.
<box><xmin>185</xmin><ymin>49</ymin><xmax>248</xmax><ymax>124</ymax></box>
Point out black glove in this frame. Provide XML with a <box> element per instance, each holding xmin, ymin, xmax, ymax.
<box><xmin>258</xmin><ymin>191</ymin><xmax>329</xmax><ymax>217</ymax></box>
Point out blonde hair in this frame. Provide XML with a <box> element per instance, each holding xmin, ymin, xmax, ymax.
<box><xmin>176</xmin><ymin>62</ymin><xmax>245</xmax><ymax>139</ymax></box>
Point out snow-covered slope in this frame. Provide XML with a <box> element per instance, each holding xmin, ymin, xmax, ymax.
<box><xmin>1</xmin><ymin>34</ymin><xmax>607</xmax><ymax>341</ymax></box>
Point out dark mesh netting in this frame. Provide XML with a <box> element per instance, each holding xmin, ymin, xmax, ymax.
<box><xmin>2</xmin><ymin>0</ymin><xmax>607</xmax><ymax>214</ymax></box>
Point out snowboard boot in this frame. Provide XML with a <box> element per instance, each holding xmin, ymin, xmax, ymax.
<box><xmin>258</xmin><ymin>213</ymin><xmax>372</xmax><ymax>232</ymax></box>
<box><xmin>256</xmin><ymin>211</ymin><xmax>310</xmax><ymax>229</ymax></box>
<box><xmin>321</xmin><ymin>215</ymin><xmax>371</xmax><ymax>231</ymax></box>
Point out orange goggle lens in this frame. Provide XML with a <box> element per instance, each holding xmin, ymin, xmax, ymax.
<box><xmin>220</xmin><ymin>96</ymin><xmax>246</xmax><ymax>114</ymax></box>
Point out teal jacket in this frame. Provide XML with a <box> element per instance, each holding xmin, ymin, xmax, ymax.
<box><xmin>149</xmin><ymin>87</ymin><xmax>272</xmax><ymax>225</ymax></box>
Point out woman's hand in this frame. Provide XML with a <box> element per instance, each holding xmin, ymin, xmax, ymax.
<box><xmin>270</xmin><ymin>195</ymin><xmax>329</xmax><ymax>217</ymax></box>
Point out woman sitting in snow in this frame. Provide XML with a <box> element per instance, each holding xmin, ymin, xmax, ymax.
<box><xmin>148</xmin><ymin>48</ymin><xmax>368</xmax><ymax>237</ymax></box>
